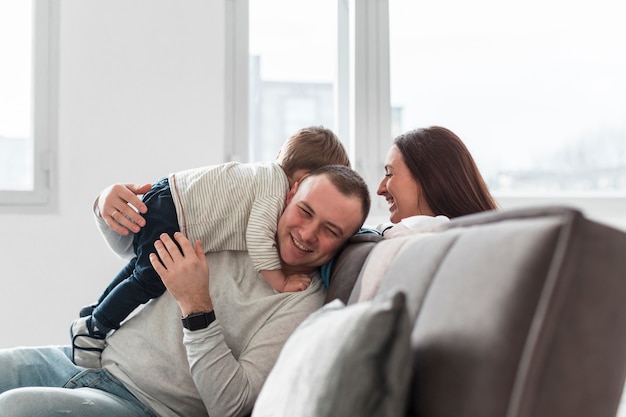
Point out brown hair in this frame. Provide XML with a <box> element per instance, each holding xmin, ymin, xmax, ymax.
<box><xmin>278</xmin><ymin>126</ymin><xmax>351</xmax><ymax>177</ymax></box>
<box><xmin>301</xmin><ymin>165</ymin><xmax>371</xmax><ymax>232</ymax></box>
<box><xmin>393</xmin><ymin>126</ymin><xmax>497</xmax><ymax>218</ymax></box>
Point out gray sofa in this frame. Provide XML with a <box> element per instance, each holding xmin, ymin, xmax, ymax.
<box><xmin>252</xmin><ymin>206</ymin><xmax>626</xmax><ymax>417</ymax></box>
<box><xmin>316</xmin><ymin>206</ymin><xmax>626</xmax><ymax>417</ymax></box>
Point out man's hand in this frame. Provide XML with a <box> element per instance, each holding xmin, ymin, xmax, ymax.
<box><xmin>150</xmin><ymin>232</ymin><xmax>213</xmax><ymax>316</ymax></box>
<box><xmin>96</xmin><ymin>183</ymin><xmax>151</xmax><ymax>235</ymax></box>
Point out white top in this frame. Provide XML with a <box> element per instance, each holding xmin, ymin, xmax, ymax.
<box><xmin>376</xmin><ymin>215</ymin><xmax>450</xmax><ymax>239</ymax></box>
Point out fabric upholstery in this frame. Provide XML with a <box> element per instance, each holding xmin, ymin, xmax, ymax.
<box><xmin>252</xmin><ymin>290</ymin><xmax>412</xmax><ymax>417</ymax></box>
<box><xmin>355</xmin><ymin>206</ymin><xmax>626</xmax><ymax>417</ymax></box>
<box><xmin>325</xmin><ymin>232</ymin><xmax>383</xmax><ymax>304</ymax></box>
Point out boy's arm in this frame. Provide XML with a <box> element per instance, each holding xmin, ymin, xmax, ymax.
<box><xmin>246</xmin><ymin>195</ymin><xmax>285</xmax><ymax>272</ymax></box>
<box><xmin>260</xmin><ymin>270</ymin><xmax>311</xmax><ymax>292</ymax></box>
<box><xmin>282</xmin><ymin>273</ymin><xmax>312</xmax><ymax>292</ymax></box>
<box><xmin>259</xmin><ymin>269</ymin><xmax>288</xmax><ymax>292</ymax></box>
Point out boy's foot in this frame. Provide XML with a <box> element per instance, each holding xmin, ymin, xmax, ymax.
<box><xmin>79</xmin><ymin>303</ymin><xmax>98</xmax><ymax>317</ymax></box>
<box><xmin>70</xmin><ymin>316</ymin><xmax>105</xmax><ymax>368</ymax></box>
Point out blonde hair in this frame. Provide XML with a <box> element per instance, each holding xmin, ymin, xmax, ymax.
<box><xmin>277</xmin><ymin>126</ymin><xmax>350</xmax><ymax>177</ymax></box>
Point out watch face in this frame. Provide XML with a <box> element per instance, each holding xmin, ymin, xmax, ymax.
<box><xmin>187</xmin><ymin>314</ymin><xmax>208</xmax><ymax>330</ymax></box>
<box><xmin>183</xmin><ymin>311</ymin><xmax>215</xmax><ymax>330</ymax></box>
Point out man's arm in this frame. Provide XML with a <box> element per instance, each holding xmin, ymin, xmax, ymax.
<box><xmin>183</xmin><ymin>304</ymin><xmax>314</xmax><ymax>416</ymax></box>
<box><xmin>150</xmin><ymin>232</ymin><xmax>322</xmax><ymax>416</ymax></box>
<box><xmin>151</xmin><ymin>232</ymin><xmax>255</xmax><ymax>415</ymax></box>
<box><xmin>95</xmin><ymin>183</ymin><xmax>150</xmax><ymax>235</ymax></box>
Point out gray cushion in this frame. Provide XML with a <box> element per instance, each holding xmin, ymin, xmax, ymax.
<box><xmin>252</xmin><ymin>290</ymin><xmax>412</xmax><ymax>417</ymax></box>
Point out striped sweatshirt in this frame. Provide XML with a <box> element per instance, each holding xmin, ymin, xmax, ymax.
<box><xmin>168</xmin><ymin>161</ymin><xmax>289</xmax><ymax>272</ymax></box>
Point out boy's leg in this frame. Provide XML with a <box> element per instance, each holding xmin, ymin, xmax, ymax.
<box><xmin>98</xmin><ymin>258</ymin><xmax>138</xmax><ymax>304</ymax></box>
<box><xmin>80</xmin><ymin>259</ymin><xmax>138</xmax><ymax>317</ymax></box>
<box><xmin>92</xmin><ymin>177</ymin><xmax>180</xmax><ymax>332</ymax></box>
<box><xmin>72</xmin><ymin>178</ymin><xmax>180</xmax><ymax>368</ymax></box>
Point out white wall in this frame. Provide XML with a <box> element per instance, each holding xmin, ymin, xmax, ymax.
<box><xmin>0</xmin><ymin>0</ymin><xmax>226</xmax><ymax>348</ymax></box>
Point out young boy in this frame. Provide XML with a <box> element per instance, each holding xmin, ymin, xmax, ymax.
<box><xmin>71</xmin><ymin>126</ymin><xmax>350</xmax><ymax>368</ymax></box>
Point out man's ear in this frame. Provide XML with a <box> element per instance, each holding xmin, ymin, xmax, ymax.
<box><xmin>285</xmin><ymin>180</ymin><xmax>301</xmax><ymax>205</ymax></box>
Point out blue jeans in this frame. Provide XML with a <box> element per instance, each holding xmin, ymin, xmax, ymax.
<box><xmin>0</xmin><ymin>346</ymin><xmax>158</xmax><ymax>417</ymax></box>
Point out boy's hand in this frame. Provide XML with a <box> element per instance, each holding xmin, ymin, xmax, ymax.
<box><xmin>283</xmin><ymin>273</ymin><xmax>311</xmax><ymax>292</ymax></box>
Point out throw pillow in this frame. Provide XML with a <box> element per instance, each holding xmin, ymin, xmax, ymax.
<box><xmin>252</xmin><ymin>290</ymin><xmax>412</xmax><ymax>417</ymax></box>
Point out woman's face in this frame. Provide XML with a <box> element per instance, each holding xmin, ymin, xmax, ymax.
<box><xmin>377</xmin><ymin>145</ymin><xmax>430</xmax><ymax>223</ymax></box>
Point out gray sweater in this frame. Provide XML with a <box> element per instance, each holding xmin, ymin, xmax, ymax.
<box><xmin>96</xmin><ymin>217</ymin><xmax>325</xmax><ymax>417</ymax></box>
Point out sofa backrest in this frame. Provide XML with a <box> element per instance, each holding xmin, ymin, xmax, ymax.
<box><xmin>327</xmin><ymin>206</ymin><xmax>626</xmax><ymax>417</ymax></box>
<box><xmin>325</xmin><ymin>232</ymin><xmax>383</xmax><ymax>304</ymax></box>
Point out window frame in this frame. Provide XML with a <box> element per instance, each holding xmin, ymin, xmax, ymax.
<box><xmin>224</xmin><ymin>0</ymin><xmax>249</xmax><ymax>163</ymax></box>
<box><xmin>0</xmin><ymin>0</ymin><xmax>59</xmax><ymax>212</ymax></box>
<box><xmin>230</xmin><ymin>0</ymin><xmax>626</xmax><ymax>229</ymax></box>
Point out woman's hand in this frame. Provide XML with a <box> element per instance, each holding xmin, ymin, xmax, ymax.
<box><xmin>95</xmin><ymin>183</ymin><xmax>151</xmax><ymax>235</ymax></box>
<box><xmin>150</xmin><ymin>232</ymin><xmax>213</xmax><ymax>316</ymax></box>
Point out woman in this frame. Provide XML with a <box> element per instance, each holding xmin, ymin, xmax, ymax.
<box><xmin>377</xmin><ymin>126</ymin><xmax>497</xmax><ymax>238</ymax></box>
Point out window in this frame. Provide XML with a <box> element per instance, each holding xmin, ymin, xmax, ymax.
<box><xmin>244</xmin><ymin>0</ymin><xmax>387</xmax><ymax>195</ymax></box>
<box><xmin>233</xmin><ymin>0</ymin><xmax>626</xmax><ymax>224</ymax></box>
<box><xmin>389</xmin><ymin>0</ymin><xmax>626</xmax><ymax>196</ymax></box>
<box><xmin>0</xmin><ymin>0</ymin><xmax>57</xmax><ymax>209</ymax></box>
<box><xmin>248</xmin><ymin>0</ymin><xmax>339</xmax><ymax>160</ymax></box>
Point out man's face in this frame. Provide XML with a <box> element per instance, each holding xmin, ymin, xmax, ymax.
<box><xmin>276</xmin><ymin>174</ymin><xmax>363</xmax><ymax>272</ymax></box>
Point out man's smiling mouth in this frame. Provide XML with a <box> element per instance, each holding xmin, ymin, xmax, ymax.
<box><xmin>292</xmin><ymin>236</ymin><xmax>312</xmax><ymax>252</ymax></box>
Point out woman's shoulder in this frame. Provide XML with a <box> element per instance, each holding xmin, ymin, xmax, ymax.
<box><xmin>400</xmin><ymin>214</ymin><xmax>449</xmax><ymax>229</ymax></box>
<box><xmin>378</xmin><ymin>215</ymin><xmax>450</xmax><ymax>239</ymax></box>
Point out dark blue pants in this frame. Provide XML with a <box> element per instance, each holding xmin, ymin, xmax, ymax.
<box><xmin>92</xmin><ymin>178</ymin><xmax>180</xmax><ymax>331</ymax></box>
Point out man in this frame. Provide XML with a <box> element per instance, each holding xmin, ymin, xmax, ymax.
<box><xmin>0</xmin><ymin>165</ymin><xmax>370</xmax><ymax>417</ymax></box>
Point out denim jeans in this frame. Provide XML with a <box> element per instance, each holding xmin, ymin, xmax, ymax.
<box><xmin>93</xmin><ymin>176</ymin><xmax>179</xmax><ymax>332</ymax></box>
<box><xmin>0</xmin><ymin>345</ymin><xmax>158</xmax><ymax>417</ymax></box>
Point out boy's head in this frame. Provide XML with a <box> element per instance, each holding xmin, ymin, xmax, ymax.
<box><xmin>277</xmin><ymin>126</ymin><xmax>351</xmax><ymax>182</ymax></box>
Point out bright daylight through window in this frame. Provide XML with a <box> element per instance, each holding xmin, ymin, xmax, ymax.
<box><xmin>389</xmin><ymin>0</ymin><xmax>626</xmax><ymax>196</ymax></box>
<box><xmin>248</xmin><ymin>0</ymin><xmax>339</xmax><ymax>161</ymax></box>
<box><xmin>0</xmin><ymin>1</ymin><xmax>33</xmax><ymax>191</ymax></box>
<box><xmin>0</xmin><ymin>0</ymin><xmax>56</xmax><ymax>209</ymax></box>
<box><xmin>249</xmin><ymin>0</ymin><xmax>625</xmax><ymax>198</ymax></box>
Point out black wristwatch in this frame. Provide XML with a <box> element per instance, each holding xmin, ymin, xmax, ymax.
<box><xmin>181</xmin><ymin>311</ymin><xmax>216</xmax><ymax>331</ymax></box>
